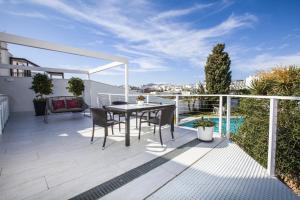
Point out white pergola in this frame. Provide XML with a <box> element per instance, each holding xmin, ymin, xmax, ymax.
<box><xmin>0</xmin><ymin>32</ymin><xmax>129</xmax><ymax>102</ymax></box>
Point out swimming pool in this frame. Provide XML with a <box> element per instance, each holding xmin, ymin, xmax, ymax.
<box><xmin>179</xmin><ymin>117</ymin><xmax>244</xmax><ymax>134</ymax></box>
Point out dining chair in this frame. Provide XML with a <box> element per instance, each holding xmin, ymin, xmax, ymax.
<box><xmin>111</xmin><ymin>101</ymin><xmax>127</xmax><ymax>131</ymax></box>
<box><xmin>90</xmin><ymin>107</ymin><xmax>120</xmax><ymax>149</ymax></box>
<box><xmin>138</xmin><ymin>105</ymin><xmax>175</xmax><ymax>145</ymax></box>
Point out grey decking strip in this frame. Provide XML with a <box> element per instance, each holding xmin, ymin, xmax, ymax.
<box><xmin>146</xmin><ymin>142</ymin><xmax>299</xmax><ymax>200</ymax></box>
<box><xmin>69</xmin><ymin>139</ymin><xmax>201</xmax><ymax>200</ymax></box>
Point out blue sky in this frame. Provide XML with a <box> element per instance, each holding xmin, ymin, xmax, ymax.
<box><xmin>1</xmin><ymin>0</ymin><xmax>300</xmax><ymax>86</ymax></box>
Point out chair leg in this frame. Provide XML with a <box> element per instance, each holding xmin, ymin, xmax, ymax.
<box><xmin>171</xmin><ymin>117</ymin><xmax>175</xmax><ymax>140</ymax></box>
<box><xmin>159</xmin><ymin>126</ymin><xmax>163</xmax><ymax>146</ymax></box>
<box><xmin>138</xmin><ymin>121</ymin><xmax>142</xmax><ymax>140</ymax></box>
<box><xmin>171</xmin><ymin>130</ymin><xmax>174</xmax><ymax>140</ymax></box>
<box><xmin>44</xmin><ymin>109</ymin><xmax>48</xmax><ymax>123</ymax></box>
<box><xmin>136</xmin><ymin>112</ymin><xmax>138</xmax><ymax>129</ymax></box>
<box><xmin>111</xmin><ymin>124</ymin><xmax>114</xmax><ymax>135</ymax></box>
<box><xmin>153</xmin><ymin>124</ymin><xmax>156</xmax><ymax>134</ymax></box>
<box><xmin>91</xmin><ymin>123</ymin><xmax>95</xmax><ymax>143</ymax></box>
<box><xmin>102</xmin><ymin>127</ymin><xmax>108</xmax><ymax>150</ymax></box>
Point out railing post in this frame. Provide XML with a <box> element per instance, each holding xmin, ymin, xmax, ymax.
<box><xmin>0</xmin><ymin>105</ymin><xmax>2</xmax><ymax>135</ymax></box>
<box><xmin>146</xmin><ymin>94</ymin><xmax>149</xmax><ymax>104</ymax></box>
<box><xmin>267</xmin><ymin>98</ymin><xmax>278</xmax><ymax>176</ymax></box>
<box><xmin>175</xmin><ymin>95</ymin><xmax>179</xmax><ymax>125</ymax></box>
<box><xmin>226</xmin><ymin>96</ymin><xmax>231</xmax><ymax>139</ymax></box>
<box><xmin>96</xmin><ymin>95</ymin><xmax>100</xmax><ymax>108</ymax></box>
<box><xmin>108</xmin><ymin>94</ymin><xmax>112</xmax><ymax>105</ymax></box>
<box><xmin>218</xmin><ymin>96</ymin><xmax>223</xmax><ymax>137</ymax></box>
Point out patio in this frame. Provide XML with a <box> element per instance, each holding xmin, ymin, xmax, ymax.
<box><xmin>0</xmin><ymin>112</ymin><xmax>298</xmax><ymax>200</ymax></box>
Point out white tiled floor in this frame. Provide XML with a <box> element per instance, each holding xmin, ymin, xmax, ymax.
<box><xmin>1</xmin><ymin>112</ymin><xmax>298</xmax><ymax>200</ymax></box>
<box><xmin>0</xmin><ymin>112</ymin><xmax>198</xmax><ymax>200</ymax></box>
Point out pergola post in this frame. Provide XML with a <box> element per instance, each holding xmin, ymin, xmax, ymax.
<box><xmin>124</xmin><ymin>63</ymin><xmax>129</xmax><ymax>102</ymax></box>
<box><xmin>87</xmin><ymin>73</ymin><xmax>92</xmax><ymax>107</ymax></box>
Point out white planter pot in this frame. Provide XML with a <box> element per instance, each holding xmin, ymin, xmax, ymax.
<box><xmin>137</xmin><ymin>100</ymin><xmax>144</xmax><ymax>106</ymax></box>
<box><xmin>197</xmin><ymin>126</ymin><xmax>214</xmax><ymax>142</ymax></box>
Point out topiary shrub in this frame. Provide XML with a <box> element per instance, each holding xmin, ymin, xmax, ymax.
<box><xmin>30</xmin><ymin>73</ymin><xmax>53</xmax><ymax>102</ymax></box>
<box><xmin>30</xmin><ymin>73</ymin><xmax>53</xmax><ymax>115</ymax></box>
<box><xmin>66</xmin><ymin>77</ymin><xmax>85</xmax><ymax>97</ymax></box>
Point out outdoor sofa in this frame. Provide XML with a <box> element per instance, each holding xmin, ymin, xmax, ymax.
<box><xmin>44</xmin><ymin>96</ymin><xmax>89</xmax><ymax>123</ymax></box>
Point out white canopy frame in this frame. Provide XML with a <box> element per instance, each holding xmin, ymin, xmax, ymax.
<box><xmin>0</xmin><ymin>32</ymin><xmax>129</xmax><ymax>103</ymax></box>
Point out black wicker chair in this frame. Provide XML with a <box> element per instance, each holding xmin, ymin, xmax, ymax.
<box><xmin>138</xmin><ymin>105</ymin><xmax>175</xmax><ymax>145</ymax></box>
<box><xmin>110</xmin><ymin>101</ymin><xmax>148</xmax><ymax>129</ymax></box>
<box><xmin>90</xmin><ymin>108</ymin><xmax>120</xmax><ymax>149</ymax></box>
<box><xmin>111</xmin><ymin>101</ymin><xmax>127</xmax><ymax>131</ymax></box>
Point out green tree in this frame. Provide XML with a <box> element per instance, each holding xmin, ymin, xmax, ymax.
<box><xmin>205</xmin><ymin>43</ymin><xmax>231</xmax><ymax>94</ymax></box>
<box><xmin>66</xmin><ymin>77</ymin><xmax>85</xmax><ymax>97</ymax></box>
<box><xmin>30</xmin><ymin>73</ymin><xmax>53</xmax><ymax>100</ymax></box>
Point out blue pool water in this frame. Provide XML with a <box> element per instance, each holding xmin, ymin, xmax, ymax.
<box><xmin>179</xmin><ymin>117</ymin><xmax>244</xmax><ymax>134</ymax></box>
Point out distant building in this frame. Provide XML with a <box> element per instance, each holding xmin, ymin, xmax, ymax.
<box><xmin>10</xmin><ymin>57</ymin><xmax>39</xmax><ymax>77</ymax></box>
<box><xmin>181</xmin><ymin>91</ymin><xmax>191</xmax><ymax>95</ymax></box>
<box><xmin>0</xmin><ymin>42</ymin><xmax>64</xmax><ymax>79</ymax></box>
<box><xmin>230</xmin><ymin>80</ymin><xmax>246</xmax><ymax>90</ymax></box>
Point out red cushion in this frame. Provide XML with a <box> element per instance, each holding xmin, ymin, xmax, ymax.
<box><xmin>66</xmin><ymin>99</ymin><xmax>80</xmax><ymax>109</ymax></box>
<box><xmin>52</xmin><ymin>100</ymin><xmax>66</xmax><ymax>110</ymax></box>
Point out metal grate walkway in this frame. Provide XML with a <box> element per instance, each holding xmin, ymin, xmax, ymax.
<box><xmin>146</xmin><ymin>140</ymin><xmax>299</xmax><ymax>200</ymax></box>
<box><xmin>69</xmin><ymin>139</ymin><xmax>201</xmax><ymax>200</ymax></box>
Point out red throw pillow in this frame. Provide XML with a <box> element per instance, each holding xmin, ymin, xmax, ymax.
<box><xmin>66</xmin><ymin>99</ymin><xmax>79</xmax><ymax>109</ymax></box>
<box><xmin>52</xmin><ymin>100</ymin><xmax>66</xmax><ymax>110</ymax></box>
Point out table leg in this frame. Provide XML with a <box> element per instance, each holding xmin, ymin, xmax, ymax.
<box><xmin>171</xmin><ymin>113</ymin><xmax>175</xmax><ymax>139</ymax></box>
<box><xmin>125</xmin><ymin>112</ymin><xmax>131</xmax><ymax>146</ymax></box>
<box><xmin>148</xmin><ymin>112</ymin><xmax>151</xmax><ymax>126</ymax></box>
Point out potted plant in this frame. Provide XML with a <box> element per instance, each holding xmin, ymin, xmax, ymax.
<box><xmin>66</xmin><ymin>77</ymin><xmax>85</xmax><ymax>97</ymax></box>
<box><xmin>30</xmin><ymin>73</ymin><xmax>53</xmax><ymax>116</ymax></box>
<box><xmin>193</xmin><ymin>117</ymin><xmax>215</xmax><ymax>142</ymax></box>
<box><xmin>136</xmin><ymin>95</ymin><xmax>145</xmax><ymax>106</ymax></box>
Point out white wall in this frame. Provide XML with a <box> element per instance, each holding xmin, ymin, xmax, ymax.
<box><xmin>0</xmin><ymin>42</ymin><xmax>11</xmax><ymax>76</ymax></box>
<box><xmin>0</xmin><ymin>76</ymin><xmax>125</xmax><ymax>113</ymax></box>
<box><xmin>86</xmin><ymin>80</ymin><xmax>124</xmax><ymax>107</ymax></box>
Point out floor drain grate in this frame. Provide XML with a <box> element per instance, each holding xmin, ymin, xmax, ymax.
<box><xmin>69</xmin><ymin>139</ymin><xmax>201</xmax><ymax>200</ymax></box>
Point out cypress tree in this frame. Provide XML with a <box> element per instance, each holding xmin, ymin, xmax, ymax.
<box><xmin>205</xmin><ymin>43</ymin><xmax>231</xmax><ymax>94</ymax></box>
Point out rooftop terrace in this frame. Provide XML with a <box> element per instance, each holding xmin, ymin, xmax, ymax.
<box><xmin>0</xmin><ymin>112</ymin><xmax>298</xmax><ymax>200</ymax></box>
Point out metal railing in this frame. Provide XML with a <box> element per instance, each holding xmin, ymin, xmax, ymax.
<box><xmin>97</xmin><ymin>92</ymin><xmax>300</xmax><ymax>177</ymax></box>
<box><xmin>0</xmin><ymin>94</ymin><xmax>9</xmax><ymax>135</ymax></box>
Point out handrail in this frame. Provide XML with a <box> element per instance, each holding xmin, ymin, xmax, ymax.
<box><xmin>97</xmin><ymin>92</ymin><xmax>300</xmax><ymax>101</ymax></box>
<box><xmin>97</xmin><ymin>92</ymin><xmax>300</xmax><ymax>177</ymax></box>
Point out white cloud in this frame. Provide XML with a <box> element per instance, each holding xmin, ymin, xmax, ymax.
<box><xmin>86</xmin><ymin>40</ymin><xmax>103</xmax><ymax>46</ymax></box>
<box><xmin>28</xmin><ymin>0</ymin><xmax>257</xmax><ymax>73</ymax></box>
<box><xmin>130</xmin><ymin>57</ymin><xmax>169</xmax><ymax>72</ymax></box>
<box><xmin>234</xmin><ymin>52</ymin><xmax>300</xmax><ymax>72</ymax></box>
<box><xmin>6</xmin><ymin>11</ymin><xmax>48</xmax><ymax>19</ymax></box>
<box><xmin>151</xmin><ymin>3</ymin><xmax>213</xmax><ymax>21</ymax></box>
